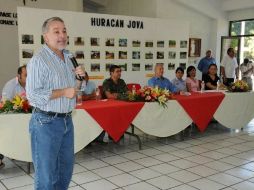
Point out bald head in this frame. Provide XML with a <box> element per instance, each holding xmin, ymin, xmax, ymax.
<box><xmin>154</xmin><ymin>63</ymin><xmax>164</xmax><ymax>78</ymax></box>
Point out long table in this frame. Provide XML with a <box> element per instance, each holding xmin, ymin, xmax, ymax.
<box><xmin>0</xmin><ymin>91</ymin><xmax>254</xmax><ymax>163</ymax></box>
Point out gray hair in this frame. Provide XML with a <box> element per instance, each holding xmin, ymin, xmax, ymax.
<box><xmin>42</xmin><ymin>17</ymin><xmax>64</xmax><ymax>34</ymax></box>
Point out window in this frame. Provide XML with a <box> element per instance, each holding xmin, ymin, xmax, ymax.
<box><xmin>230</xmin><ymin>19</ymin><xmax>254</xmax><ymax>36</ymax></box>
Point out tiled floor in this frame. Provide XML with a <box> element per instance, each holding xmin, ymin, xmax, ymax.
<box><xmin>1</xmin><ymin>121</ymin><xmax>254</xmax><ymax>190</ymax></box>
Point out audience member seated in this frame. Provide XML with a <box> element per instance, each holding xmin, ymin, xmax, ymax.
<box><xmin>1</xmin><ymin>65</ymin><xmax>27</xmax><ymax>170</ymax></box>
<box><xmin>81</xmin><ymin>72</ymin><xmax>97</xmax><ymax>100</ymax></box>
<box><xmin>2</xmin><ymin>65</ymin><xmax>27</xmax><ymax>100</ymax></box>
<box><xmin>148</xmin><ymin>63</ymin><xmax>178</xmax><ymax>93</ymax></box>
<box><xmin>102</xmin><ymin>65</ymin><xmax>128</xmax><ymax>99</ymax></box>
<box><xmin>186</xmin><ymin>66</ymin><xmax>200</xmax><ymax>92</ymax></box>
<box><xmin>203</xmin><ymin>64</ymin><xmax>220</xmax><ymax>90</ymax></box>
<box><xmin>171</xmin><ymin>67</ymin><xmax>186</xmax><ymax>92</ymax></box>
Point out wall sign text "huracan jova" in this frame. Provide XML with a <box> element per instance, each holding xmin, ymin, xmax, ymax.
<box><xmin>91</xmin><ymin>17</ymin><xmax>144</xmax><ymax>29</ymax></box>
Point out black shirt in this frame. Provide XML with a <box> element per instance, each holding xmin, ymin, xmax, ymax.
<box><xmin>203</xmin><ymin>74</ymin><xmax>220</xmax><ymax>90</ymax></box>
<box><xmin>102</xmin><ymin>78</ymin><xmax>128</xmax><ymax>99</ymax></box>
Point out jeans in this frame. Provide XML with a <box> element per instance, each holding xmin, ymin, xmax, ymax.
<box><xmin>29</xmin><ymin>111</ymin><xmax>74</xmax><ymax>190</ymax></box>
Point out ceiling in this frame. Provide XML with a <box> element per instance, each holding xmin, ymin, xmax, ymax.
<box><xmin>83</xmin><ymin>0</ymin><xmax>254</xmax><ymax>16</ymax></box>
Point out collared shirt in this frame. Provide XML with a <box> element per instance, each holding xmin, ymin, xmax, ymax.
<box><xmin>148</xmin><ymin>76</ymin><xmax>177</xmax><ymax>93</ymax></box>
<box><xmin>171</xmin><ymin>78</ymin><xmax>186</xmax><ymax>92</ymax></box>
<box><xmin>2</xmin><ymin>77</ymin><xmax>26</xmax><ymax>100</ymax></box>
<box><xmin>221</xmin><ymin>55</ymin><xmax>238</xmax><ymax>78</ymax></box>
<box><xmin>240</xmin><ymin>62</ymin><xmax>254</xmax><ymax>78</ymax></box>
<box><xmin>26</xmin><ymin>44</ymin><xmax>76</xmax><ymax>113</ymax></box>
<box><xmin>81</xmin><ymin>80</ymin><xmax>96</xmax><ymax>95</ymax></box>
<box><xmin>198</xmin><ymin>57</ymin><xmax>216</xmax><ymax>74</ymax></box>
<box><xmin>102</xmin><ymin>78</ymin><xmax>128</xmax><ymax>98</ymax></box>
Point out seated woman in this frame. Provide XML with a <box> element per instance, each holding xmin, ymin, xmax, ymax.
<box><xmin>186</xmin><ymin>66</ymin><xmax>200</xmax><ymax>92</ymax></box>
<box><xmin>203</xmin><ymin>64</ymin><xmax>220</xmax><ymax>90</ymax></box>
<box><xmin>171</xmin><ymin>67</ymin><xmax>186</xmax><ymax>92</ymax></box>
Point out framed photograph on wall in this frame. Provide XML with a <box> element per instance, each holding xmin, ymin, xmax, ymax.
<box><xmin>22</xmin><ymin>34</ymin><xmax>34</xmax><ymax>44</ymax></box>
<box><xmin>189</xmin><ymin>38</ymin><xmax>201</xmax><ymax>57</ymax></box>
<box><xmin>74</xmin><ymin>37</ymin><xmax>84</xmax><ymax>46</ymax></box>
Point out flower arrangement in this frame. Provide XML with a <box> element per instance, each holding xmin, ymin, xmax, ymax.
<box><xmin>128</xmin><ymin>86</ymin><xmax>172</xmax><ymax>108</ymax></box>
<box><xmin>228</xmin><ymin>80</ymin><xmax>249</xmax><ymax>92</ymax></box>
<box><xmin>0</xmin><ymin>93</ymin><xmax>31</xmax><ymax>113</ymax></box>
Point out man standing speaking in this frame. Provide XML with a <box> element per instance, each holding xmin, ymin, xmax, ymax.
<box><xmin>26</xmin><ymin>17</ymin><xmax>85</xmax><ymax>189</ymax></box>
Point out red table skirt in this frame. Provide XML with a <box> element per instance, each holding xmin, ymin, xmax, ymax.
<box><xmin>76</xmin><ymin>92</ymin><xmax>225</xmax><ymax>141</ymax></box>
<box><xmin>76</xmin><ymin>100</ymin><xmax>145</xmax><ymax>142</ymax></box>
<box><xmin>174</xmin><ymin>92</ymin><xmax>225</xmax><ymax>132</ymax></box>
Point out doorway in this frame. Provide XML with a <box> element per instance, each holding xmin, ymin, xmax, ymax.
<box><xmin>221</xmin><ymin>19</ymin><xmax>254</xmax><ymax>89</ymax></box>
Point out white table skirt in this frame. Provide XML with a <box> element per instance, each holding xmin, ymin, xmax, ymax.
<box><xmin>132</xmin><ymin>100</ymin><xmax>192</xmax><ymax>137</ymax></box>
<box><xmin>214</xmin><ymin>92</ymin><xmax>254</xmax><ymax>129</ymax></box>
<box><xmin>0</xmin><ymin>110</ymin><xmax>103</xmax><ymax>162</ymax></box>
<box><xmin>0</xmin><ymin>92</ymin><xmax>253</xmax><ymax>162</ymax></box>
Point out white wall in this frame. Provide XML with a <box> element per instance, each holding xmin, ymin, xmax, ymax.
<box><xmin>18</xmin><ymin>7</ymin><xmax>189</xmax><ymax>86</ymax></box>
<box><xmin>104</xmin><ymin>0</ymin><xmax>157</xmax><ymax>18</ymax></box>
<box><xmin>156</xmin><ymin>0</ymin><xmax>215</xmax><ymax>62</ymax></box>
<box><xmin>0</xmin><ymin>0</ymin><xmax>83</xmax><ymax>93</ymax></box>
<box><xmin>227</xmin><ymin>8</ymin><xmax>254</xmax><ymax>21</ymax></box>
<box><xmin>102</xmin><ymin>0</ymin><xmax>228</xmax><ymax>79</ymax></box>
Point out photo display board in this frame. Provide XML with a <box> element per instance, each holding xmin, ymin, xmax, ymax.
<box><xmin>18</xmin><ymin>7</ymin><xmax>189</xmax><ymax>86</ymax></box>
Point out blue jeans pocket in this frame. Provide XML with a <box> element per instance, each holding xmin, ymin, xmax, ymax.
<box><xmin>35</xmin><ymin>113</ymin><xmax>55</xmax><ymax>125</ymax></box>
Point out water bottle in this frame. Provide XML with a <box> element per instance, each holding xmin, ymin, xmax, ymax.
<box><xmin>132</xmin><ymin>85</ymin><xmax>136</xmax><ymax>95</ymax></box>
<box><xmin>95</xmin><ymin>87</ymin><xmax>100</xmax><ymax>101</ymax></box>
<box><xmin>201</xmin><ymin>81</ymin><xmax>205</xmax><ymax>93</ymax></box>
<box><xmin>216</xmin><ymin>80</ymin><xmax>220</xmax><ymax>91</ymax></box>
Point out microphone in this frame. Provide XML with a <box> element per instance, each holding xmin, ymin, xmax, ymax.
<box><xmin>68</xmin><ymin>54</ymin><xmax>83</xmax><ymax>81</ymax></box>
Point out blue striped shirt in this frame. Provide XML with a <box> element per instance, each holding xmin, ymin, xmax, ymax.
<box><xmin>26</xmin><ymin>45</ymin><xmax>76</xmax><ymax>113</ymax></box>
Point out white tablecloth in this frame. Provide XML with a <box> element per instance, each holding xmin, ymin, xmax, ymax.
<box><xmin>0</xmin><ymin>110</ymin><xmax>103</xmax><ymax>162</ymax></box>
<box><xmin>0</xmin><ymin>92</ymin><xmax>253</xmax><ymax>162</ymax></box>
<box><xmin>214</xmin><ymin>92</ymin><xmax>254</xmax><ymax>129</ymax></box>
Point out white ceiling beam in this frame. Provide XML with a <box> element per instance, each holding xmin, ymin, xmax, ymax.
<box><xmin>172</xmin><ymin>0</ymin><xmax>226</xmax><ymax>19</ymax></box>
<box><xmin>222</xmin><ymin>0</ymin><xmax>254</xmax><ymax>11</ymax></box>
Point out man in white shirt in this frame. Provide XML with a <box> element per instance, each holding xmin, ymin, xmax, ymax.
<box><xmin>240</xmin><ymin>58</ymin><xmax>254</xmax><ymax>90</ymax></box>
<box><xmin>2</xmin><ymin>65</ymin><xmax>27</xmax><ymax>100</ymax></box>
<box><xmin>81</xmin><ymin>72</ymin><xmax>96</xmax><ymax>100</ymax></box>
<box><xmin>220</xmin><ymin>48</ymin><xmax>239</xmax><ymax>86</ymax></box>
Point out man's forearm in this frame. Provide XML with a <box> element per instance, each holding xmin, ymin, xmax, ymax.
<box><xmin>50</xmin><ymin>89</ymin><xmax>64</xmax><ymax>100</ymax></box>
<box><xmin>235</xmin><ymin>68</ymin><xmax>239</xmax><ymax>78</ymax></box>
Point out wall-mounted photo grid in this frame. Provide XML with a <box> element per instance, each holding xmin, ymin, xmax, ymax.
<box><xmin>20</xmin><ymin>34</ymin><xmax>188</xmax><ymax>74</ymax></box>
<box><xmin>18</xmin><ymin>8</ymin><xmax>189</xmax><ymax>86</ymax></box>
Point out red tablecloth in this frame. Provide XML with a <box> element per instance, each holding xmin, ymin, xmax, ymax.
<box><xmin>174</xmin><ymin>92</ymin><xmax>225</xmax><ymax>132</ymax></box>
<box><xmin>76</xmin><ymin>100</ymin><xmax>145</xmax><ymax>142</ymax></box>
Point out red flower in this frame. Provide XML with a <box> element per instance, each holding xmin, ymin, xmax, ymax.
<box><xmin>22</xmin><ymin>100</ymin><xmax>30</xmax><ymax>113</ymax></box>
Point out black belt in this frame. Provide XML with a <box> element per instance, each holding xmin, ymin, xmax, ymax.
<box><xmin>33</xmin><ymin>108</ymin><xmax>72</xmax><ymax>118</ymax></box>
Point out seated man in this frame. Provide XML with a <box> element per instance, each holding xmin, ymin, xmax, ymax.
<box><xmin>2</xmin><ymin>65</ymin><xmax>27</xmax><ymax>100</ymax></box>
<box><xmin>148</xmin><ymin>63</ymin><xmax>178</xmax><ymax>93</ymax></box>
<box><xmin>102</xmin><ymin>65</ymin><xmax>128</xmax><ymax>99</ymax></box>
<box><xmin>171</xmin><ymin>67</ymin><xmax>186</xmax><ymax>92</ymax></box>
<box><xmin>102</xmin><ymin>65</ymin><xmax>128</xmax><ymax>142</ymax></box>
<box><xmin>0</xmin><ymin>65</ymin><xmax>27</xmax><ymax>170</ymax></box>
<box><xmin>81</xmin><ymin>72</ymin><xmax>97</xmax><ymax>100</ymax></box>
